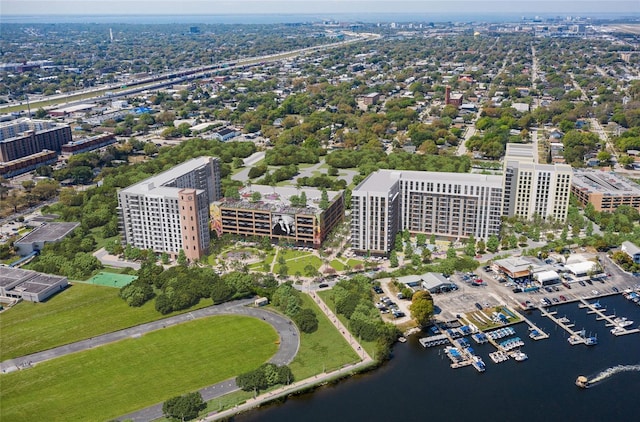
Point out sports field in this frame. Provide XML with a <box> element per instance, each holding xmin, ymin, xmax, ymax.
<box><xmin>0</xmin><ymin>315</ymin><xmax>278</xmax><ymax>422</ymax></box>
<box><xmin>0</xmin><ymin>283</ymin><xmax>213</xmax><ymax>360</ymax></box>
<box><xmin>83</xmin><ymin>271</ymin><xmax>137</xmax><ymax>288</ymax></box>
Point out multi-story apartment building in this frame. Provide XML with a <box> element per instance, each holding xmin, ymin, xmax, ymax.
<box><xmin>351</xmin><ymin>170</ymin><xmax>503</xmax><ymax>255</ymax></box>
<box><xmin>571</xmin><ymin>169</ymin><xmax>640</xmax><ymax>213</ymax></box>
<box><xmin>351</xmin><ymin>144</ymin><xmax>573</xmax><ymax>255</ymax></box>
<box><xmin>399</xmin><ymin>171</ymin><xmax>503</xmax><ymax>239</ymax></box>
<box><xmin>212</xmin><ymin>185</ymin><xmax>344</xmax><ymax>248</ymax></box>
<box><xmin>501</xmin><ymin>144</ymin><xmax>572</xmax><ymax>221</ymax></box>
<box><xmin>0</xmin><ymin>118</ymin><xmax>72</xmax><ymax>162</ymax></box>
<box><xmin>351</xmin><ymin>171</ymin><xmax>401</xmax><ymax>255</ymax></box>
<box><xmin>117</xmin><ymin>157</ymin><xmax>221</xmax><ymax>261</ymax></box>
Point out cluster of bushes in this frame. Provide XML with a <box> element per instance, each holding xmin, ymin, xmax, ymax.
<box><xmin>257</xmin><ymin>164</ymin><xmax>299</xmax><ymax>185</ymax></box>
<box><xmin>236</xmin><ymin>363</ymin><xmax>294</xmax><ymax>393</ymax></box>
<box><xmin>162</xmin><ymin>392</ymin><xmax>206</xmax><ymax>422</ymax></box>
<box><xmin>270</xmin><ymin>282</ymin><xmax>319</xmax><ymax>333</ymax></box>
<box><xmin>296</xmin><ymin>174</ymin><xmax>347</xmax><ymax>191</ymax></box>
<box><xmin>330</xmin><ymin>276</ymin><xmax>399</xmax><ymax>361</ymax></box>
<box><xmin>119</xmin><ymin>261</ymin><xmax>279</xmax><ymax>314</ymax></box>
<box><xmin>28</xmin><ymin>227</ymin><xmax>103</xmax><ymax>280</ymax></box>
<box><xmin>611</xmin><ymin>251</ymin><xmax>640</xmax><ymax>273</ymax></box>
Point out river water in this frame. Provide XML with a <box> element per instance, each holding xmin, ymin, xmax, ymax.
<box><xmin>240</xmin><ymin>294</ymin><xmax>640</xmax><ymax>421</ymax></box>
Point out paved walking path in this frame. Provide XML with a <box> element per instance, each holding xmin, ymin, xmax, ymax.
<box><xmin>200</xmin><ymin>291</ymin><xmax>373</xmax><ymax>422</ymax></box>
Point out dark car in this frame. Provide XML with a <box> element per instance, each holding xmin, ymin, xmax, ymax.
<box><xmin>552</xmin><ymin>297</ymin><xmax>560</xmax><ymax>303</ymax></box>
<box><xmin>578</xmin><ymin>280</ymin><xmax>586</xmax><ymax>287</ymax></box>
<box><xmin>318</xmin><ymin>283</ymin><xmax>329</xmax><ymax>288</ymax></box>
<box><xmin>612</xmin><ymin>287</ymin><xmax>619</xmax><ymax>293</ymax></box>
<box><xmin>475</xmin><ymin>302</ymin><xmax>483</xmax><ymax>310</ymax></box>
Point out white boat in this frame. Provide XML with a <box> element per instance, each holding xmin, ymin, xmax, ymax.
<box><xmin>511</xmin><ymin>351</ymin><xmax>528</xmax><ymax>362</ymax></box>
<box><xmin>613</xmin><ymin>317</ymin><xmax>634</xmax><ymax>328</ymax></box>
<box><xmin>611</xmin><ymin>326</ymin><xmax>625</xmax><ymax>335</ymax></box>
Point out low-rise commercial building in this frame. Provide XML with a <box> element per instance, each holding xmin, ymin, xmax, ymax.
<box><xmin>14</xmin><ymin>222</ymin><xmax>80</xmax><ymax>256</ymax></box>
<box><xmin>0</xmin><ymin>266</ymin><xmax>68</xmax><ymax>302</ymax></box>
<box><xmin>571</xmin><ymin>169</ymin><xmax>640</xmax><ymax>213</ymax></box>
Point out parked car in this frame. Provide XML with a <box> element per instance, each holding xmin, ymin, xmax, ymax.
<box><xmin>612</xmin><ymin>287</ymin><xmax>619</xmax><ymax>293</ymax></box>
<box><xmin>475</xmin><ymin>302</ymin><xmax>483</xmax><ymax>310</ymax></box>
<box><xmin>318</xmin><ymin>283</ymin><xmax>329</xmax><ymax>288</ymax></box>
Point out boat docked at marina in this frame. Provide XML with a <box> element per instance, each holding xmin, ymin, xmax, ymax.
<box><xmin>510</xmin><ymin>351</ymin><xmax>528</xmax><ymax>362</ymax></box>
<box><xmin>613</xmin><ymin>317</ymin><xmax>634</xmax><ymax>328</ymax></box>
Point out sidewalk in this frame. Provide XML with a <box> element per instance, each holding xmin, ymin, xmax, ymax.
<box><xmin>201</xmin><ymin>291</ymin><xmax>373</xmax><ymax>421</ymax></box>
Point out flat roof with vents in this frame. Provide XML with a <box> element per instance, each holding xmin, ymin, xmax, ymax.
<box><xmin>572</xmin><ymin>170</ymin><xmax>640</xmax><ymax>196</ymax></box>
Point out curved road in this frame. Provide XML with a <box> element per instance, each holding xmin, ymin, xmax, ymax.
<box><xmin>1</xmin><ymin>299</ymin><xmax>299</xmax><ymax>422</ymax></box>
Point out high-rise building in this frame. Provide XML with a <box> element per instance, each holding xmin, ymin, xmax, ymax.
<box><xmin>351</xmin><ymin>170</ymin><xmax>503</xmax><ymax>255</ymax></box>
<box><xmin>117</xmin><ymin>157</ymin><xmax>221</xmax><ymax>261</ymax></box>
<box><xmin>0</xmin><ymin>118</ymin><xmax>72</xmax><ymax>162</ymax></box>
<box><xmin>351</xmin><ymin>171</ymin><xmax>401</xmax><ymax>255</ymax></box>
<box><xmin>501</xmin><ymin>144</ymin><xmax>572</xmax><ymax>221</ymax></box>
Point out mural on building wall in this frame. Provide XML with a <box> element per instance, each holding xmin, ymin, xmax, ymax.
<box><xmin>210</xmin><ymin>204</ymin><xmax>223</xmax><ymax>237</ymax></box>
<box><xmin>272</xmin><ymin>214</ymin><xmax>295</xmax><ymax>236</ymax></box>
<box><xmin>313</xmin><ymin>215</ymin><xmax>322</xmax><ymax>246</ymax></box>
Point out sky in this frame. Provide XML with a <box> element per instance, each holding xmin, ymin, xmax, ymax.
<box><xmin>2</xmin><ymin>0</ymin><xmax>638</xmax><ymax>17</ymax></box>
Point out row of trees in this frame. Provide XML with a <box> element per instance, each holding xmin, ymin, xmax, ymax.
<box><xmin>236</xmin><ymin>363</ymin><xmax>294</xmax><ymax>394</ymax></box>
<box><xmin>271</xmin><ymin>283</ymin><xmax>319</xmax><ymax>333</ymax></box>
<box><xmin>330</xmin><ymin>276</ymin><xmax>399</xmax><ymax>360</ymax></box>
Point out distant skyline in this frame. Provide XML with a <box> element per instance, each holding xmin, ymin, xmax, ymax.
<box><xmin>2</xmin><ymin>1</ymin><xmax>639</xmax><ymax>18</ymax></box>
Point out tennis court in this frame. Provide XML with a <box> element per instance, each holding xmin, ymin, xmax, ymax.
<box><xmin>84</xmin><ymin>272</ymin><xmax>137</xmax><ymax>288</ymax></box>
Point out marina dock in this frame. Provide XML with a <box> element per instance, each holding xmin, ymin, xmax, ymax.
<box><xmin>508</xmin><ymin>306</ymin><xmax>549</xmax><ymax>340</ymax></box>
<box><xmin>579</xmin><ymin>299</ymin><xmax>640</xmax><ymax>336</ymax></box>
<box><xmin>539</xmin><ymin>307</ymin><xmax>588</xmax><ymax>345</ymax></box>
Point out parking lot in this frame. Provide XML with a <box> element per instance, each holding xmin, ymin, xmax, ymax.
<box><xmin>430</xmin><ymin>253</ymin><xmax>639</xmax><ymax>322</ymax></box>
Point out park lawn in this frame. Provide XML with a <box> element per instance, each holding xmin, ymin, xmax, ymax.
<box><xmin>280</xmin><ymin>249</ymin><xmax>312</xmax><ymax>260</ymax></box>
<box><xmin>0</xmin><ymin>316</ymin><xmax>278</xmax><ymax>422</ymax></box>
<box><xmin>330</xmin><ymin>259</ymin><xmax>346</xmax><ymax>271</ymax></box>
<box><xmin>0</xmin><ymin>283</ymin><xmax>213</xmax><ymax>360</ymax></box>
<box><xmin>287</xmin><ymin>255</ymin><xmax>322</xmax><ymax>275</ymax></box>
<box><xmin>346</xmin><ymin>258</ymin><xmax>364</xmax><ymax>268</ymax></box>
<box><xmin>317</xmin><ymin>291</ymin><xmax>378</xmax><ymax>359</ymax></box>
<box><xmin>288</xmin><ymin>293</ymin><xmax>359</xmax><ymax>380</ymax></box>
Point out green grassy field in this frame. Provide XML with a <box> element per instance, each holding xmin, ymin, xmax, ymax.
<box><xmin>288</xmin><ymin>293</ymin><xmax>359</xmax><ymax>380</ymax></box>
<box><xmin>330</xmin><ymin>259</ymin><xmax>346</xmax><ymax>271</ymax></box>
<box><xmin>0</xmin><ymin>316</ymin><xmax>278</xmax><ymax>422</ymax></box>
<box><xmin>0</xmin><ymin>283</ymin><xmax>213</xmax><ymax>360</ymax></box>
<box><xmin>287</xmin><ymin>255</ymin><xmax>322</xmax><ymax>275</ymax></box>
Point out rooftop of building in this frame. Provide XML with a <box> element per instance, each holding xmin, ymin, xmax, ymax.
<box><xmin>571</xmin><ymin>169</ymin><xmax>640</xmax><ymax>196</ymax></box>
<box><xmin>217</xmin><ymin>184</ymin><xmax>342</xmax><ymax>215</ymax></box>
<box><xmin>0</xmin><ymin>266</ymin><xmax>67</xmax><ymax>289</ymax></box>
<box><xmin>353</xmin><ymin>169</ymin><xmax>503</xmax><ymax>193</ymax></box>
<box><xmin>505</xmin><ymin>143</ymin><xmax>535</xmax><ymax>162</ymax></box>
<box><xmin>121</xmin><ymin>157</ymin><xmax>217</xmax><ymax>196</ymax></box>
<box><xmin>15</xmin><ymin>222</ymin><xmax>80</xmax><ymax>245</ymax></box>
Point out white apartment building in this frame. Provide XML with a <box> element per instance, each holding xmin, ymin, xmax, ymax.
<box><xmin>117</xmin><ymin>157</ymin><xmax>221</xmax><ymax>261</ymax></box>
<box><xmin>398</xmin><ymin>170</ymin><xmax>503</xmax><ymax>240</ymax></box>
<box><xmin>351</xmin><ymin>170</ymin><xmax>502</xmax><ymax>255</ymax></box>
<box><xmin>351</xmin><ymin>171</ymin><xmax>401</xmax><ymax>255</ymax></box>
<box><xmin>502</xmin><ymin>144</ymin><xmax>572</xmax><ymax>221</ymax></box>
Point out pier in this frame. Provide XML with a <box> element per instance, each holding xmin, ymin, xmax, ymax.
<box><xmin>539</xmin><ymin>307</ymin><xmax>587</xmax><ymax>345</ymax></box>
<box><xmin>579</xmin><ymin>299</ymin><xmax>640</xmax><ymax>336</ymax></box>
<box><xmin>508</xmin><ymin>306</ymin><xmax>549</xmax><ymax>340</ymax></box>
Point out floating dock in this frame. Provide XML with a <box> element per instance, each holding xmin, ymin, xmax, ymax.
<box><xmin>539</xmin><ymin>307</ymin><xmax>587</xmax><ymax>345</ymax></box>
<box><xmin>419</xmin><ymin>333</ymin><xmax>450</xmax><ymax>348</ymax></box>
<box><xmin>579</xmin><ymin>299</ymin><xmax>640</xmax><ymax>336</ymax></box>
<box><xmin>508</xmin><ymin>306</ymin><xmax>549</xmax><ymax>340</ymax></box>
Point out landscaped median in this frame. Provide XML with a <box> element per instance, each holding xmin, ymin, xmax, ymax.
<box><xmin>0</xmin><ymin>315</ymin><xmax>278</xmax><ymax>422</ymax></box>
